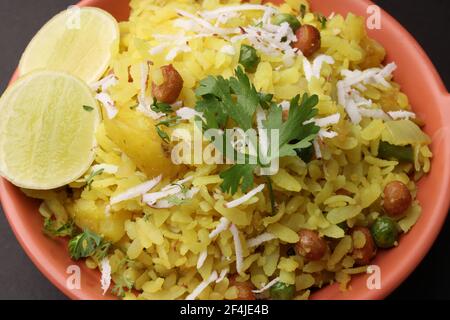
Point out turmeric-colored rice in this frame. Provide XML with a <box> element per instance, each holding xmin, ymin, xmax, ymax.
<box><xmin>24</xmin><ymin>0</ymin><xmax>432</xmax><ymax>300</ymax></box>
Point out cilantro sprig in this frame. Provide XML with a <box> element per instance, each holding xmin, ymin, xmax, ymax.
<box><xmin>264</xmin><ymin>93</ymin><xmax>320</xmax><ymax>158</ymax></box>
<box><xmin>195</xmin><ymin>66</ymin><xmax>259</xmax><ymax>131</ymax></box>
<box><xmin>151</xmin><ymin>99</ymin><xmax>173</xmax><ymax>113</ymax></box>
<box><xmin>194</xmin><ymin>68</ymin><xmax>320</xmax><ymax>197</ymax></box>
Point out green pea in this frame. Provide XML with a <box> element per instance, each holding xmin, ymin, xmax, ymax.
<box><xmin>272</xmin><ymin>13</ymin><xmax>301</xmax><ymax>31</ymax></box>
<box><xmin>269</xmin><ymin>282</ymin><xmax>295</xmax><ymax>300</ymax></box>
<box><xmin>239</xmin><ymin>45</ymin><xmax>260</xmax><ymax>73</ymax></box>
<box><xmin>370</xmin><ymin>216</ymin><xmax>399</xmax><ymax>248</ymax></box>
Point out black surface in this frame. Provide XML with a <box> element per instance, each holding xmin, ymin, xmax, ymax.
<box><xmin>0</xmin><ymin>0</ymin><xmax>449</xmax><ymax>300</ymax></box>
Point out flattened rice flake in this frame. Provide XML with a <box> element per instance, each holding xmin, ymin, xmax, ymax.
<box><xmin>29</xmin><ymin>0</ymin><xmax>433</xmax><ymax>300</ymax></box>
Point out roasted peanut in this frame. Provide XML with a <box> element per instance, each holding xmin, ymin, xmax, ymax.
<box><xmin>295</xmin><ymin>229</ymin><xmax>327</xmax><ymax>261</ymax></box>
<box><xmin>151</xmin><ymin>65</ymin><xmax>183</xmax><ymax>104</ymax></box>
<box><xmin>229</xmin><ymin>275</ymin><xmax>256</xmax><ymax>300</ymax></box>
<box><xmin>293</xmin><ymin>25</ymin><xmax>321</xmax><ymax>57</ymax></box>
<box><xmin>351</xmin><ymin>227</ymin><xmax>376</xmax><ymax>266</ymax></box>
<box><xmin>383</xmin><ymin>181</ymin><xmax>412</xmax><ymax>216</ymax></box>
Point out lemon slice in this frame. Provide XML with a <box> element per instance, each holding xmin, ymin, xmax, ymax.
<box><xmin>0</xmin><ymin>70</ymin><xmax>101</xmax><ymax>190</ymax></box>
<box><xmin>19</xmin><ymin>7</ymin><xmax>119</xmax><ymax>84</ymax></box>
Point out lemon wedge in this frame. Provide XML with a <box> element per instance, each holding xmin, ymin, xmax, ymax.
<box><xmin>19</xmin><ymin>7</ymin><xmax>119</xmax><ymax>84</ymax></box>
<box><xmin>0</xmin><ymin>70</ymin><xmax>101</xmax><ymax>190</ymax></box>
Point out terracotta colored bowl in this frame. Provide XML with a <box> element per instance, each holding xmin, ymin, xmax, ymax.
<box><xmin>1</xmin><ymin>0</ymin><xmax>449</xmax><ymax>300</ymax></box>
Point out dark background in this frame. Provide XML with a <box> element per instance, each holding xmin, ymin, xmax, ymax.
<box><xmin>0</xmin><ymin>0</ymin><xmax>449</xmax><ymax>300</ymax></box>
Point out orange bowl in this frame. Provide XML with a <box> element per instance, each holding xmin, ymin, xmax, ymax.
<box><xmin>1</xmin><ymin>0</ymin><xmax>449</xmax><ymax>300</ymax></box>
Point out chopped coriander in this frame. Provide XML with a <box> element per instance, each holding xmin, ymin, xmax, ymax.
<box><xmin>83</xmin><ymin>105</ymin><xmax>94</xmax><ymax>112</ymax></box>
<box><xmin>318</xmin><ymin>14</ymin><xmax>327</xmax><ymax>29</ymax></box>
<box><xmin>300</xmin><ymin>4</ymin><xmax>307</xmax><ymax>18</ymax></box>
<box><xmin>151</xmin><ymin>99</ymin><xmax>173</xmax><ymax>113</ymax></box>
<box><xmin>112</xmin><ymin>284</ymin><xmax>127</xmax><ymax>298</ymax></box>
<box><xmin>195</xmin><ymin>95</ymin><xmax>229</xmax><ymax>130</ymax></box>
<box><xmin>258</xmin><ymin>92</ymin><xmax>275</xmax><ymax>110</ymax></box>
<box><xmin>68</xmin><ymin>229</ymin><xmax>105</xmax><ymax>261</ymax></box>
<box><xmin>112</xmin><ymin>275</ymin><xmax>133</xmax><ymax>298</ymax></box>
<box><xmin>155</xmin><ymin>116</ymin><xmax>180</xmax><ymax>143</ymax></box>
<box><xmin>220</xmin><ymin>163</ymin><xmax>256</xmax><ymax>195</ymax></box>
<box><xmin>157</xmin><ymin>116</ymin><xmax>181</xmax><ymax>128</ymax></box>
<box><xmin>263</xmin><ymin>93</ymin><xmax>320</xmax><ymax>158</ymax></box>
<box><xmin>156</xmin><ymin>126</ymin><xmax>170</xmax><ymax>143</ymax></box>
<box><xmin>265</xmin><ymin>176</ymin><xmax>276</xmax><ymax>215</ymax></box>
<box><xmin>43</xmin><ymin>218</ymin><xmax>75</xmax><ymax>238</ymax></box>
<box><xmin>195</xmin><ymin>66</ymin><xmax>259</xmax><ymax>131</ymax></box>
<box><xmin>239</xmin><ymin>45</ymin><xmax>260</xmax><ymax>73</ymax></box>
<box><xmin>195</xmin><ymin>69</ymin><xmax>320</xmax><ymax>196</ymax></box>
<box><xmin>93</xmin><ymin>241</ymin><xmax>112</xmax><ymax>261</ymax></box>
<box><xmin>85</xmin><ymin>168</ymin><xmax>104</xmax><ymax>190</ymax></box>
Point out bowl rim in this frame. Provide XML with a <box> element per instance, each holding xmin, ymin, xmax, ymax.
<box><xmin>1</xmin><ymin>0</ymin><xmax>449</xmax><ymax>300</ymax></box>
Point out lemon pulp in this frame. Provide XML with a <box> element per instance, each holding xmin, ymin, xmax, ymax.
<box><xmin>0</xmin><ymin>70</ymin><xmax>101</xmax><ymax>189</ymax></box>
<box><xmin>19</xmin><ymin>7</ymin><xmax>119</xmax><ymax>84</ymax></box>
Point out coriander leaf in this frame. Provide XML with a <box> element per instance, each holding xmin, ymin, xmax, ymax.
<box><xmin>83</xmin><ymin>105</ymin><xmax>94</xmax><ymax>112</ymax></box>
<box><xmin>43</xmin><ymin>219</ymin><xmax>75</xmax><ymax>238</ymax></box>
<box><xmin>93</xmin><ymin>241</ymin><xmax>112</xmax><ymax>261</ymax></box>
<box><xmin>278</xmin><ymin>93</ymin><xmax>319</xmax><ymax>146</ymax></box>
<box><xmin>151</xmin><ymin>99</ymin><xmax>173</xmax><ymax>113</ymax></box>
<box><xmin>112</xmin><ymin>285</ymin><xmax>126</xmax><ymax>298</ymax></box>
<box><xmin>195</xmin><ymin>74</ymin><xmax>230</xmax><ymax>98</ymax></box>
<box><xmin>264</xmin><ymin>103</ymin><xmax>283</xmax><ymax>131</ymax></box>
<box><xmin>68</xmin><ymin>229</ymin><xmax>103</xmax><ymax>260</ymax></box>
<box><xmin>263</xmin><ymin>93</ymin><xmax>320</xmax><ymax>160</ymax></box>
<box><xmin>318</xmin><ymin>15</ymin><xmax>327</xmax><ymax>29</ymax></box>
<box><xmin>155</xmin><ymin>116</ymin><xmax>180</xmax><ymax>143</ymax></box>
<box><xmin>156</xmin><ymin>126</ymin><xmax>170</xmax><ymax>143</ymax></box>
<box><xmin>157</xmin><ymin>116</ymin><xmax>180</xmax><ymax>127</ymax></box>
<box><xmin>300</xmin><ymin>4</ymin><xmax>306</xmax><ymax>18</ymax></box>
<box><xmin>195</xmin><ymin>67</ymin><xmax>260</xmax><ymax>131</ymax></box>
<box><xmin>258</xmin><ymin>92</ymin><xmax>274</xmax><ymax>110</ymax></box>
<box><xmin>239</xmin><ymin>45</ymin><xmax>260</xmax><ymax>73</ymax></box>
<box><xmin>220</xmin><ymin>164</ymin><xmax>256</xmax><ymax>195</ymax></box>
<box><xmin>228</xmin><ymin>66</ymin><xmax>260</xmax><ymax>130</ymax></box>
<box><xmin>278</xmin><ymin>134</ymin><xmax>316</xmax><ymax>158</ymax></box>
<box><xmin>195</xmin><ymin>96</ymin><xmax>228</xmax><ymax>130</ymax></box>
<box><xmin>112</xmin><ymin>275</ymin><xmax>133</xmax><ymax>298</ymax></box>
<box><xmin>86</xmin><ymin>169</ymin><xmax>104</xmax><ymax>190</ymax></box>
